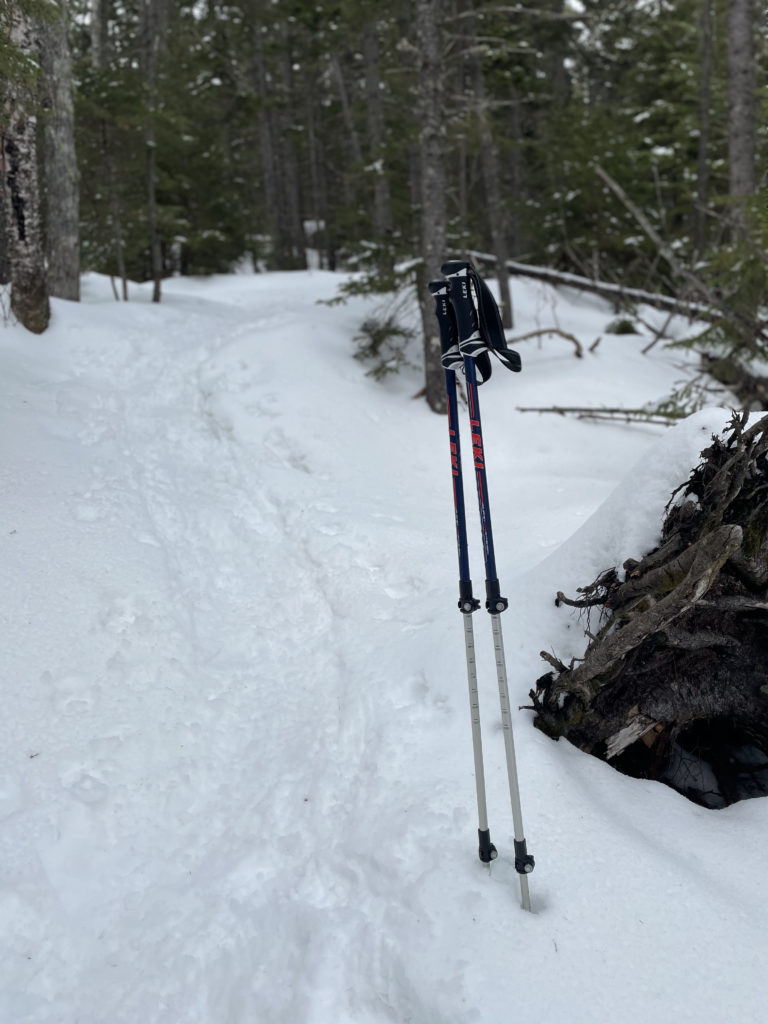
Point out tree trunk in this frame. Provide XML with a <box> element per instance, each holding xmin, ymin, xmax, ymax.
<box><xmin>90</xmin><ymin>0</ymin><xmax>110</xmax><ymax>70</ymax></box>
<box><xmin>0</xmin><ymin>190</ymin><xmax>9</xmax><ymax>284</ymax></box>
<box><xmin>362</xmin><ymin>22</ymin><xmax>393</xmax><ymax>246</ymax></box>
<box><xmin>91</xmin><ymin>0</ymin><xmax>127</xmax><ymax>299</ymax></box>
<box><xmin>727</xmin><ymin>0</ymin><xmax>756</xmax><ymax>201</ymax></box>
<box><xmin>472</xmin><ymin>53</ymin><xmax>513</xmax><ymax>329</ymax></box>
<box><xmin>276</xmin><ymin>45</ymin><xmax>306</xmax><ymax>269</ymax></box>
<box><xmin>251</xmin><ymin>22</ymin><xmax>279</xmax><ymax>262</ymax></box>
<box><xmin>531</xmin><ymin>412</ymin><xmax>768</xmax><ymax>809</ymax></box>
<box><xmin>141</xmin><ymin>0</ymin><xmax>168</xmax><ymax>302</ymax></box>
<box><xmin>694</xmin><ymin>0</ymin><xmax>713</xmax><ymax>256</ymax></box>
<box><xmin>2</xmin><ymin>7</ymin><xmax>50</xmax><ymax>333</ymax></box>
<box><xmin>252</xmin><ymin>23</ymin><xmax>305</xmax><ymax>270</ymax></box>
<box><xmin>330</xmin><ymin>52</ymin><xmax>363</xmax><ymax>168</ymax></box>
<box><xmin>415</xmin><ymin>0</ymin><xmax>448</xmax><ymax>415</ymax></box>
<box><xmin>40</xmin><ymin>0</ymin><xmax>80</xmax><ymax>301</ymax></box>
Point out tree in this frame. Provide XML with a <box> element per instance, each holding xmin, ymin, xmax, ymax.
<box><xmin>1</xmin><ymin>0</ymin><xmax>50</xmax><ymax>333</ymax></box>
<box><xmin>140</xmin><ymin>0</ymin><xmax>168</xmax><ymax>302</ymax></box>
<box><xmin>40</xmin><ymin>0</ymin><xmax>80</xmax><ymax>300</ymax></box>
<box><xmin>727</xmin><ymin>0</ymin><xmax>756</xmax><ymax>201</ymax></box>
<box><xmin>415</xmin><ymin>0</ymin><xmax>448</xmax><ymax>414</ymax></box>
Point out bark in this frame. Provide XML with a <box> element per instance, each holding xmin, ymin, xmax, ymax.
<box><xmin>252</xmin><ymin>23</ymin><xmax>305</xmax><ymax>270</ymax></box>
<box><xmin>727</xmin><ymin>0</ymin><xmax>756</xmax><ymax>200</ymax></box>
<box><xmin>694</xmin><ymin>0</ymin><xmax>712</xmax><ymax>255</ymax></box>
<box><xmin>90</xmin><ymin>0</ymin><xmax>127</xmax><ymax>299</ymax></box>
<box><xmin>507</xmin><ymin>92</ymin><xmax>523</xmax><ymax>257</ymax></box>
<box><xmin>275</xmin><ymin>44</ymin><xmax>306</xmax><ymax>269</ymax></box>
<box><xmin>140</xmin><ymin>0</ymin><xmax>168</xmax><ymax>302</ymax></box>
<box><xmin>415</xmin><ymin>0</ymin><xmax>448</xmax><ymax>415</ymax></box>
<box><xmin>252</xmin><ymin>23</ymin><xmax>279</xmax><ymax>255</ymax></box>
<box><xmin>531</xmin><ymin>412</ymin><xmax>768</xmax><ymax>808</ymax></box>
<box><xmin>330</xmin><ymin>52</ymin><xmax>363</xmax><ymax>167</ymax></box>
<box><xmin>362</xmin><ymin>22</ymin><xmax>393</xmax><ymax>245</ymax></box>
<box><xmin>472</xmin><ymin>53</ymin><xmax>513</xmax><ymax>328</ymax></box>
<box><xmin>2</xmin><ymin>6</ymin><xmax>50</xmax><ymax>333</ymax></box>
<box><xmin>40</xmin><ymin>0</ymin><xmax>80</xmax><ymax>301</ymax></box>
<box><xmin>0</xmin><ymin>192</ymin><xmax>9</xmax><ymax>284</ymax></box>
<box><xmin>90</xmin><ymin>0</ymin><xmax>110</xmax><ymax>69</ymax></box>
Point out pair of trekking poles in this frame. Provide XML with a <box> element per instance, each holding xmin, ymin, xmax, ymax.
<box><xmin>429</xmin><ymin>260</ymin><xmax>535</xmax><ymax>912</ymax></box>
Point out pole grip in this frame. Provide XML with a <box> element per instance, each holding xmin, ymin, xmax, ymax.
<box><xmin>428</xmin><ymin>279</ymin><xmax>457</xmax><ymax>356</ymax></box>
<box><xmin>443</xmin><ymin>268</ymin><xmax>481</xmax><ymax>347</ymax></box>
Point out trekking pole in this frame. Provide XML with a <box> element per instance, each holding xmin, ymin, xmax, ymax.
<box><xmin>441</xmin><ymin>259</ymin><xmax>535</xmax><ymax>912</ymax></box>
<box><xmin>429</xmin><ymin>279</ymin><xmax>497</xmax><ymax>865</ymax></box>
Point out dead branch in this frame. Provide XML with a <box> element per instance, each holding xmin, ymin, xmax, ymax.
<box><xmin>595</xmin><ymin>164</ymin><xmax>768</xmax><ymax>348</ymax></box>
<box><xmin>467</xmin><ymin>248</ymin><xmax>712</xmax><ymax>320</ymax></box>
<box><xmin>516</xmin><ymin>405</ymin><xmax>685</xmax><ymax>426</ymax></box>
<box><xmin>509</xmin><ymin>327</ymin><xmax>584</xmax><ymax>357</ymax></box>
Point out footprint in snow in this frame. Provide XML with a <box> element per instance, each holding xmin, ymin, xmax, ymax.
<box><xmin>41</xmin><ymin>671</ymin><xmax>97</xmax><ymax>713</ymax></box>
<box><xmin>63</xmin><ymin>773</ymin><xmax>110</xmax><ymax>807</ymax></box>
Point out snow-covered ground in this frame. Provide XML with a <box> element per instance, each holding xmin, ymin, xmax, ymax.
<box><xmin>1</xmin><ymin>270</ymin><xmax>765</xmax><ymax>1023</ymax></box>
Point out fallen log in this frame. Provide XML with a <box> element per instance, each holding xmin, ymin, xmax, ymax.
<box><xmin>467</xmin><ymin>249</ymin><xmax>713</xmax><ymax>321</ymax></box>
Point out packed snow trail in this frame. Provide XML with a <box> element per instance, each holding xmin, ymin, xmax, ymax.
<box><xmin>1</xmin><ymin>271</ymin><xmax>766</xmax><ymax>1023</ymax></box>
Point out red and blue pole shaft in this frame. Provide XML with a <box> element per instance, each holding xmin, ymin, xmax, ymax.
<box><xmin>429</xmin><ymin>280</ymin><xmax>496</xmax><ymax>864</ymax></box>
<box><xmin>441</xmin><ymin>263</ymin><xmax>535</xmax><ymax>911</ymax></box>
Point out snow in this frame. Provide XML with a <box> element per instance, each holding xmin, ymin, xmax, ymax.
<box><xmin>1</xmin><ymin>269</ymin><xmax>766</xmax><ymax>1023</ymax></box>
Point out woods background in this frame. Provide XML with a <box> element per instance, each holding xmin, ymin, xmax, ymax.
<box><xmin>1</xmin><ymin>0</ymin><xmax>767</xmax><ymax>409</ymax></box>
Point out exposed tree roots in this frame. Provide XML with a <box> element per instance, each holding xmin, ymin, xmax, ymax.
<box><xmin>531</xmin><ymin>411</ymin><xmax>768</xmax><ymax>808</ymax></box>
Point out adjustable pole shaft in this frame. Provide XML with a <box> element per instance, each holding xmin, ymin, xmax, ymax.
<box><xmin>430</xmin><ymin>280</ymin><xmax>496</xmax><ymax>864</ymax></box>
<box><xmin>444</xmin><ymin>267</ymin><xmax>535</xmax><ymax>911</ymax></box>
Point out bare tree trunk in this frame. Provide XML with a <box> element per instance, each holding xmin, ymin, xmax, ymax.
<box><xmin>0</xmin><ymin>192</ymin><xmax>9</xmax><ymax>284</ymax></box>
<box><xmin>140</xmin><ymin>0</ymin><xmax>168</xmax><ymax>302</ymax></box>
<box><xmin>362</xmin><ymin>22</ymin><xmax>393</xmax><ymax>245</ymax></box>
<box><xmin>694</xmin><ymin>0</ymin><xmax>713</xmax><ymax>255</ymax></box>
<box><xmin>415</xmin><ymin>0</ymin><xmax>448</xmax><ymax>415</ymax></box>
<box><xmin>727</xmin><ymin>0</ymin><xmax>756</xmax><ymax>201</ymax></box>
<box><xmin>276</xmin><ymin>46</ymin><xmax>306</xmax><ymax>269</ymax></box>
<box><xmin>40</xmin><ymin>0</ymin><xmax>79</xmax><ymax>301</ymax></box>
<box><xmin>252</xmin><ymin>23</ymin><xmax>305</xmax><ymax>269</ymax></box>
<box><xmin>305</xmin><ymin>93</ymin><xmax>329</xmax><ymax>268</ymax></box>
<box><xmin>91</xmin><ymin>0</ymin><xmax>127</xmax><ymax>299</ymax></box>
<box><xmin>472</xmin><ymin>54</ymin><xmax>513</xmax><ymax>328</ymax></box>
<box><xmin>2</xmin><ymin>7</ymin><xmax>50</xmax><ymax>333</ymax></box>
<box><xmin>330</xmin><ymin>52</ymin><xmax>363</xmax><ymax>167</ymax></box>
<box><xmin>507</xmin><ymin>91</ymin><xmax>523</xmax><ymax>256</ymax></box>
<box><xmin>90</xmin><ymin>0</ymin><xmax>110</xmax><ymax>69</ymax></box>
<box><xmin>252</xmin><ymin>23</ymin><xmax>279</xmax><ymax>261</ymax></box>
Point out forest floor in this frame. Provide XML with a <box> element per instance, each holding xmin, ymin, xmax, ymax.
<box><xmin>1</xmin><ymin>269</ymin><xmax>765</xmax><ymax>1022</ymax></box>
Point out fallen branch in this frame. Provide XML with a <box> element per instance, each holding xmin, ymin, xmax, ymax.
<box><xmin>516</xmin><ymin>405</ymin><xmax>686</xmax><ymax>426</ymax></box>
<box><xmin>595</xmin><ymin>164</ymin><xmax>768</xmax><ymax>348</ymax></box>
<box><xmin>509</xmin><ymin>327</ymin><xmax>584</xmax><ymax>357</ymax></box>
<box><xmin>466</xmin><ymin>249</ymin><xmax>712</xmax><ymax>320</ymax></box>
